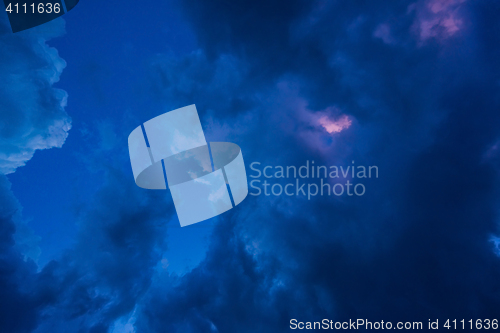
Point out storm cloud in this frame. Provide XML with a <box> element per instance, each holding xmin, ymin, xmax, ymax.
<box><xmin>2</xmin><ymin>0</ymin><xmax>500</xmax><ymax>332</ymax></box>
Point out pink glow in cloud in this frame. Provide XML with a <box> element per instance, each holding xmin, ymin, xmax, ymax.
<box><xmin>411</xmin><ymin>0</ymin><xmax>467</xmax><ymax>43</ymax></box>
<box><xmin>318</xmin><ymin>114</ymin><xmax>352</xmax><ymax>134</ymax></box>
<box><xmin>272</xmin><ymin>81</ymin><xmax>355</xmax><ymax>159</ymax></box>
<box><xmin>297</xmin><ymin>106</ymin><xmax>355</xmax><ymax>157</ymax></box>
<box><xmin>428</xmin><ymin>0</ymin><xmax>465</xmax><ymax>14</ymax></box>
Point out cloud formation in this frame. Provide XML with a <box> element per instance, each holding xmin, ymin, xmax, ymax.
<box><xmin>0</xmin><ymin>16</ymin><xmax>70</xmax><ymax>175</ymax></box>
<box><xmin>0</xmin><ymin>14</ymin><xmax>71</xmax><ymax>332</ymax></box>
<box><xmin>411</xmin><ymin>0</ymin><xmax>467</xmax><ymax>42</ymax></box>
<box><xmin>2</xmin><ymin>0</ymin><xmax>500</xmax><ymax>332</ymax></box>
<box><xmin>131</xmin><ymin>0</ymin><xmax>500</xmax><ymax>331</ymax></box>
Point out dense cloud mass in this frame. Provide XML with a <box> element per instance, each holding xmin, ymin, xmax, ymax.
<box><xmin>0</xmin><ymin>175</ymin><xmax>39</xmax><ymax>332</ymax></box>
<box><xmin>0</xmin><ymin>15</ymin><xmax>70</xmax><ymax>175</ymax></box>
<box><xmin>2</xmin><ymin>0</ymin><xmax>500</xmax><ymax>332</ymax></box>
<box><xmin>31</xmin><ymin>166</ymin><xmax>173</xmax><ymax>333</ymax></box>
<box><xmin>0</xmin><ymin>13</ymin><xmax>70</xmax><ymax>333</ymax></box>
<box><xmin>135</xmin><ymin>0</ymin><xmax>500</xmax><ymax>330</ymax></box>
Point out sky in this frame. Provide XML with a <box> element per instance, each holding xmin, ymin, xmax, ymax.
<box><xmin>1</xmin><ymin>0</ymin><xmax>500</xmax><ymax>332</ymax></box>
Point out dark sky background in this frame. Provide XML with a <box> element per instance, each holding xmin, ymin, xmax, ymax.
<box><xmin>1</xmin><ymin>0</ymin><xmax>500</xmax><ymax>332</ymax></box>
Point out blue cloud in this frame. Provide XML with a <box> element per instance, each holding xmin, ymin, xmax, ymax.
<box><xmin>0</xmin><ymin>15</ymin><xmax>70</xmax><ymax>175</ymax></box>
<box><xmin>2</xmin><ymin>0</ymin><xmax>500</xmax><ymax>332</ymax></box>
<box><xmin>130</xmin><ymin>0</ymin><xmax>500</xmax><ymax>331</ymax></box>
<box><xmin>0</xmin><ymin>14</ymin><xmax>70</xmax><ymax>332</ymax></box>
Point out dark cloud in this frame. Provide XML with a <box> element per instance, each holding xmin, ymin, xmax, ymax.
<box><xmin>2</xmin><ymin>0</ymin><xmax>500</xmax><ymax>332</ymax></box>
<box><xmin>0</xmin><ymin>176</ymin><xmax>39</xmax><ymax>333</ymax></box>
<box><xmin>132</xmin><ymin>0</ymin><xmax>500</xmax><ymax>331</ymax></box>
<box><xmin>31</xmin><ymin>164</ymin><xmax>173</xmax><ymax>332</ymax></box>
<box><xmin>0</xmin><ymin>11</ymin><xmax>174</xmax><ymax>332</ymax></box>
<box><xmin>0</xmin><ymin>13</ymin><xmax>70</xmax><ymax>333</ymax></box>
